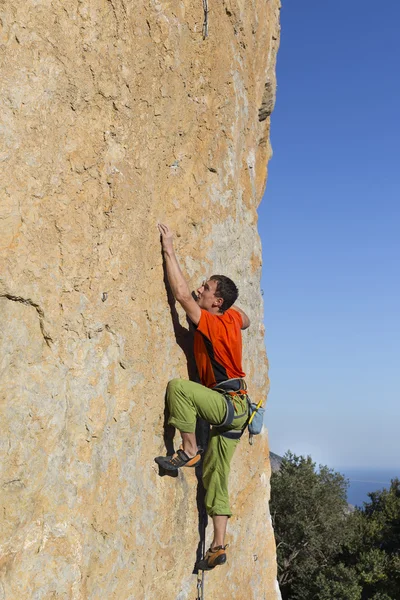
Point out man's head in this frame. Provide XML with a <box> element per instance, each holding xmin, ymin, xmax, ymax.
<box><xmin>196</xmin><ymin>275</ymin><xmax>238</xmax><ymax>313</ymax></box>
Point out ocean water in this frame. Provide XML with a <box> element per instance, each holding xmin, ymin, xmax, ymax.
<box><xmin>337</xmin><ymin>467</ymin><xmax>400</xmax><ymax>507</ymax></box>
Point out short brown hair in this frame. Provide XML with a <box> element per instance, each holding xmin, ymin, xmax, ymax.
<box><xmin>210</xmin><ymin>275</ymin><xmax>239</xmax><ymax>312</ymax></box>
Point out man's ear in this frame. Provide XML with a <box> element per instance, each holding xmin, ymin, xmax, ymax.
<box><xmin>214</xmin><ymin>297</ymin><xmax>223</xmax><ymax>309</ymax></box>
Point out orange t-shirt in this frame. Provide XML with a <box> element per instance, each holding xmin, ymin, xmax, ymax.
<box><xmin>194</xmin><ymin>308</ymin><xmax>246</xmax><ymax>389</ymax></box>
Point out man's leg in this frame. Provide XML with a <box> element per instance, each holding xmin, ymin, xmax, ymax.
<box><xmin>155</xmin><ymin>379</ymin><xmax>227</xmax><ymax>469</ymax></box>
<box><xmin>167</xmin><ymin>378</ymin><xmax>227</xmax><ymax>430</ymax></box>
<box><xmin>196</xmin><ymin>514</ymin><xmax>229</xmax><ymax>571</ymax></box>
<box><xmin>202</xmin><ymin>432</ymin><xmax>239</xmax><ymax>518</ymax></box>
<box><xmin>197</xmin><ymin>393</ymin><xmax>249</xmax><ymax>569</ymax></box>
<box><xmin>196</xmin><ymin>435</ymin><xmax>238</xmax><ymax>570</ymax></box>
<box><xmin>211</xmin><ymin>515</ymin><xmax>228</xmax><ymax>548</ymax></box>
<box><xmin>181</xmin><ymin>432</ymin><xmax>198</xmax><ymax>458</ymax></box>
<box><xmin>167</xmin><ymin>378</ymin><xmax>226</xmax><ymax>457</ymax></box>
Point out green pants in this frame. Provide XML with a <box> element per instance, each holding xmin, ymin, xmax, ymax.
<box><xmin>167</xmin><ymin>378</ymin><xmax>248</xmax><ymax>517</ymax></box>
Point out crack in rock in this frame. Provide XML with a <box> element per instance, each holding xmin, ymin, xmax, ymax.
<box><xmin>258</xmin><ymin>80</ymin><xmax>275</xmax><ymax>122</ymax></box>
<box><xmin>0</xmin><ymin>294</ymin><xmax>53</xmax><ymax>347</ymax></box>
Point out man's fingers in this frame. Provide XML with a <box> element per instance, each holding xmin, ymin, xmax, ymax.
<box><xmin>157</xmin><ymin>223</ymin><xmax>171</xmax><ymax>236</ymax></box>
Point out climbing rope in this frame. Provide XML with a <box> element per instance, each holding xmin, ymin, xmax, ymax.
<box><xmin>195</xmin><ymin>419</ymin><xmax>209</xmax><ymax>599</ymax></box>
<box><xmin>202</xmin><ymin>0</ymin><xmax>209</xmax><ymax>39</ymax></box>
<box><xmin>196</xmin><ymin>506</ymin><xmax>207</xmax><ymax>599</ymax></box>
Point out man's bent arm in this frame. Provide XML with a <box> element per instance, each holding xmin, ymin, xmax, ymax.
<box><xmin>231</xmin><ymin>305</ymin><xmax>250</xmax><ymax>330</ymax></box>
<box><xmin>158</xmin><ymin>223</ymin><xmax>201</xmax><ymax>325</ymax></box>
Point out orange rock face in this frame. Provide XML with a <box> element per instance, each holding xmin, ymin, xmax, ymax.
<box><xmin>0</xmin><ymin>0</ymin><xmax>281</xmax><ymax>597</ymax></box>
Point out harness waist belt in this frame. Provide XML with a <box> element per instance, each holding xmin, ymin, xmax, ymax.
<box><xmin>212</xmin><ymin>378</ymin><xmax>246</xmax><ymax>393</ymax></box>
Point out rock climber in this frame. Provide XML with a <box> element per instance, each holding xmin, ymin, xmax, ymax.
<box><xmin>155</xmin><ymin>222</ymin><xmax>250</xmax><ymax>571</ymax></box>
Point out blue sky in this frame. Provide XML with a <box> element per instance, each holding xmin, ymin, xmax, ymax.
<box><xmin>259</xmin><ymin>0</ymin><xmax>400</xmax><ymax>469</ymax></box>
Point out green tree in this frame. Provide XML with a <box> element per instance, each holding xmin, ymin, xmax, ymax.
<box><xmin>271</xmin><ymin>454</ymin><xmax>400</xmax><ymax>599</ymax></box>
<box><xmin>343</xmin><ymin>479</ymin><xmax>400</xmax><ymax>599</ymax></box>
<box><xmin>312</xmin><ymin>563</ymin><xmax>362</xmax><ymax>600</ymax></box>
<box><xmin>270</xmin><ymin>452</ymin><xmax>351</xmax><ymax>600</ymax></box>
<box><xmin>364</xmin><ymin>479</ymin><xmax>400</xmax><ymax>555</ymax></box>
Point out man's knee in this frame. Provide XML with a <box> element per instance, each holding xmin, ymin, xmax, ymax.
<box><xmin>167</xmin><ymin>378</ymin><xmax>184</xmax><ymax>396</ymax></box>
<box><xmin>167</xmin><ymin>379</ymin><xmax>189</xmax><ymax>410</ymax></box>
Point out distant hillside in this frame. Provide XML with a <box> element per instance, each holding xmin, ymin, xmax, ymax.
<box><xmin>270</xmin><ymin>452</ymin><xmax>283</xmax><ymax>473</ymax></box>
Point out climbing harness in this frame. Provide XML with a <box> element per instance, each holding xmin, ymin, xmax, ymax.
<box><xmin>213</xmin><ymin>378</ymin><xmax>264</xmax><ymax>443</ymax></box>
<box><xmin>212</xmin><ymin>378</ymin><xmax>247</xmax><ymax>439</ymax></box>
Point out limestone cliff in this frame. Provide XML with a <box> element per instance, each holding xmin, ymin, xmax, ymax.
<box><xmin>0</xmin><ymin>0</ymin><xmax>281</xmax><ymax>598</ymax></box>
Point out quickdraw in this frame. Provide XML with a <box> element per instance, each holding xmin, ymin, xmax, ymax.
<box><xmin>196</xmin><ymin>570</ymin><xmax>205</xmax><ymax>600</ymax></box>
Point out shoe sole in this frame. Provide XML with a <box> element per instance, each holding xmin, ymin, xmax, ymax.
<box><xmin>154</xmin><ymin>457</ymin><xmax>179</xmax><ymax>471</ymax></box>
<box><xmin>154</xmin><ymin>454</ymin><xmax>202</xmax><ymax>470</ymax></box>
<box><xmin>183</xmin><ymin>455</ymin><xmax>202</xmax><ymax>467</ymax></box>
<box><xmin>197</xmin><ymin>553</ymin><xmax>227</xmax><ymax>570</ymax></box>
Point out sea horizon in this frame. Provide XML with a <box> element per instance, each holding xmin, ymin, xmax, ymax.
<box><xmin>334</xmin><ymin>466</ymin><xmax>399</xmax><ymax>507</ymax></box>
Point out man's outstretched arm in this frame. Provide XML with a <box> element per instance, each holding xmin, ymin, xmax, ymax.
<box><xmin>231</xmin><ymin>306</ymin><xmax>250</xmax><ymax>330</ymax></box>
<box><xmin>158</xmin><ymin>223</ymin><xmax>201</xmax><ymax>325</ymax></box>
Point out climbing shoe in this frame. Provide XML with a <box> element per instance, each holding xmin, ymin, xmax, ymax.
<box><xmin>196</xmin><ymin>545</ymin><xmax>228</xmax><ymax>571</ymax></box>
<box><xmin>154</xmin><ymin>448</ymin><xmax>202</xmax><ymax>471</ymax></box>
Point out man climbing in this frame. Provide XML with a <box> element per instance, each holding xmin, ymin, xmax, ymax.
<box><xmin>155</xmin><ymin>223</ymin><xmax>250</xmax><ymax>571</ymax></box>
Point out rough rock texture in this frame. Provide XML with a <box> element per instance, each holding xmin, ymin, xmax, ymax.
<box><xmin>0</xmin><ymin>1</ymin><xmax>281</xmax><ymax>598</ymax></box>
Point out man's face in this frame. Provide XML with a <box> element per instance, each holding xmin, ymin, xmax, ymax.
<box><xmin>196</xmin><ymin>279</ymin><xmax>223</xmax><ymax>312</ymax></box>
